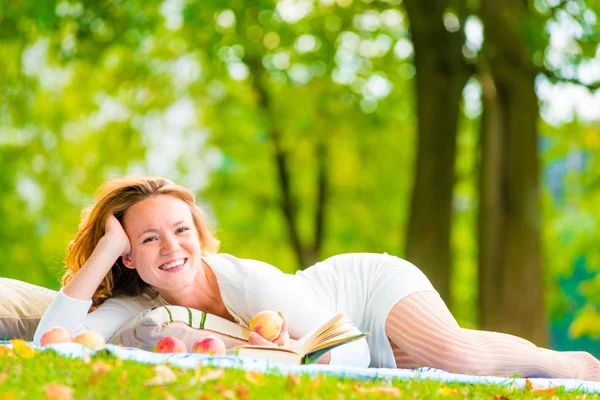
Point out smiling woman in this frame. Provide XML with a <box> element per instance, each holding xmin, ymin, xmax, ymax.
<box><xmin>58</xmin><ymin>177</ymin><xmax>220</xmax><ymax>311</ymax></box>
<box><xmin>32</xmin><ymin>176</ymin><xmax>600</xmax><ymax>380</ymax></box>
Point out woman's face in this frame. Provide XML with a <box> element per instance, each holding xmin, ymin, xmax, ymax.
<box><xmin>121</xmin><ymin>194</ymin><xmax>203</xmax><ymax>293</ymax></box>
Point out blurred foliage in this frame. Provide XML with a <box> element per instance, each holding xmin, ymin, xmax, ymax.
<box><xmin>0</xmin><ymin>0</ymin><xmax>599</xmax><ymax>351</ymax></box>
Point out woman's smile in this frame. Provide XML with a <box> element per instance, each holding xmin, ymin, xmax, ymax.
<box><xmin>158</xmin><ymin>258</ymin><xmax>187</xmax><ymax>272</ymax></box>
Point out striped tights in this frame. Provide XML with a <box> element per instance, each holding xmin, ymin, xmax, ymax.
<box><xmin>385</xmin><ymin>291</ymin><xmax>600</xmax><ymax>380</ymax></box>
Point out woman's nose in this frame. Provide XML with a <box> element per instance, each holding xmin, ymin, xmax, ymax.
<box><xmin>161</xmin><ymin>234</ymin><xmax>180</xmax><ymax>255</ymax></box>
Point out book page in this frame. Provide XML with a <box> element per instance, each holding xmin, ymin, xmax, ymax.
<box><xmin>294</xmin><ymin>313</ymin><xmax>354</xmax><ymax>355</ymax></box>
<box><xmin>233</xmin><ymin>345</ymin><xmax>301</xmax><ymax>355</ymax></box>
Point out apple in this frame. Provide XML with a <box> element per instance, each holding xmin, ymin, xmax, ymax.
<box><xmin>40</xmin><ymin>326</ymin><xmax>73</xmax><ymax>346</ymax></box>
<box><xmin>249</xmin><ymin>310</ymin><xmax>284</xmax><ymax>341</ymax></box>
<box><xmin>155</xmin><ymin>336</ymin><xmax>187</xmax><ymax>353</ymax></box>
<box><xmin>192</xmin><ymin>336</ymin><xmax>226</xmax><ymax>356</ymax></box>
<box><xmin>74</xmin><ymin>331</ymin><xmax>106</xmax><ymax>350</ymax></box>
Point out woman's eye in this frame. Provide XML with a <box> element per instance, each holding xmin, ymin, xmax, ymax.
<box><xmin>176</xmin><ymin>227</ymin><xmax>190</xmax><ymax>234</ymax></box>
<box><xmin>142</xmin><ymin>237</ymin><xmax>157</xmax><ymax>244</ymax></box>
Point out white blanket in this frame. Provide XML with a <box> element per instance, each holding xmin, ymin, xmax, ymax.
<box><xmin>4</xmin><ymin>342</ymin><xmax>599</xmax><ymax>394</ymax></box>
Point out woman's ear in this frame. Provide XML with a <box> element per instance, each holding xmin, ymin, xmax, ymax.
<box><xmin>122</xmin><ymin>254</ymin><xmax>135</xmax><ymax>270</ymax></box>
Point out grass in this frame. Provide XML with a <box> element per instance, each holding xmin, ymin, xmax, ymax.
<box><xmin>0</xmin><ymin>342</ymin><xmax>596</xmax><ymax>399</ymax></box>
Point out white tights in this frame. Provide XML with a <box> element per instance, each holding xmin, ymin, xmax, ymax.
<box><xmin>385</xmin><ymin>291</ymin><xmax>600</xmax><ymax>380</ymax></box>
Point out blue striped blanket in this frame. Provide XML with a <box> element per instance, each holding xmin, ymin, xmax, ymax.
<box><xmin>1</xmin><ymin>341</ymin><xmax>598</xmax><ymax>394</ymax></box>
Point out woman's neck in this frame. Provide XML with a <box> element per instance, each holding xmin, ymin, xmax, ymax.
<box><xmin>156</xmin><ymin>259</ymin><xmax>233</xmax><ymax>321</ymax></box>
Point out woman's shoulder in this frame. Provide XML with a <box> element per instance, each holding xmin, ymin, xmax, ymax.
<box><xmin>204</xmin><ymin>253</ymin><xmax>284</xmax><ymax>280</ymax></box>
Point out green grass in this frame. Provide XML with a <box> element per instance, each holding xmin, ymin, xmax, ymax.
<box><xmin>0</xmin><ymin>343</ymin><xmax>596</xmax><ymax>399</ymax></box>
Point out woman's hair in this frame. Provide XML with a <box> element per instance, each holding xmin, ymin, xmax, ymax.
<box><xmin>62</xmin><ymin>176</ymin><xmax>220</xmax><ymax>310</ymax></box>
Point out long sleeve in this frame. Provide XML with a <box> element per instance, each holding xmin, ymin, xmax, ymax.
<box><xmin>243</xmin><ymin>268</ymin><xmax>371</xmax><ymax>367</ymax></box>
<box><xmin>33</xmin><ymin>288</ymin><xmax>139</xmax><ymax>345</ymax></box>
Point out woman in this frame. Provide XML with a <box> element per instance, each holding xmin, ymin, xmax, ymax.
<box><xmin>34</xmin><ymin>176</ymin><xmax>599</xmax><ymax>379</ymax></box>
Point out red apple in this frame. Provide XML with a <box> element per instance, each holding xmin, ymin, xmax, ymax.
<box><xmin>192</xmin><ymin>336</ymin><xmax>226</xmax><ymax>356</ymax></box>
<box><xmin>40</xmin><ymin>326</ymin><xmax>73</xmax><ymax>346</ymax></box>
<box><xmin>155</xmin><ymin>336</ymin><xmax>187</xmax><ymax>353</ymax></box>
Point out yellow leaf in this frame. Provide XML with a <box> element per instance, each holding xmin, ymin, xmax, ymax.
<box><xmin>436</xmin><ymin>386</ymin><xmax>460</xmax><ymax>396</ymax></box>
<box><xmin>353</xmin><ymin>384</ymin><xmax>401</xmax><ymax>396</ymax></box>
<box><xmin>9</xmin><ymin>340</ymin><xmax>36</xmax><ymax>359</ymax></box>
<box><xmin>0</xmin><ymin>346</ymin><xmax>13</xmax><ymax>357</ymax></box>
<box><xmin>43</xmin><ymin>383</ymin><xmax>73</xmax><ymax>400</ymax></box>
<box><xmin>197</xmin><ymin>369</ymin><xmax>224</xmax><ymax>384</ymax></box>
<box><xmin>311</xmin><ymin>374</ymin><xmax>323</xmax><ymax>389</ymax></box>
<box><xmin>88</xmin><ymin>360</ymin><xmax>112</xmax><ymax>384</ymax></box>
<box><xmin>0</xmin><ymin>373</ymin><xmax>7</xmax><ymax>384</ymax></box>
<box><xmin>145</xmin><ymin>365</ymin><xmax>177</xmax><ymax>386</ymax></box>
<box><xmin>92</xmin><ymin>360</ymin><xmax>112</xmax><ymax>376</ymax></box>
<box><xmin>245</xmin><ymin>370</ymin><xmax>264</xmax><ymax>384</ymax></box>
<box><xmin>286</xmin><ymin>374</ymin><xmax>300</xmax><ymax>391</ymax></box>
<box><xmin>214</xmin><ymin>384</ymin><xmax>235</xmax><ymax>399</ymax></box>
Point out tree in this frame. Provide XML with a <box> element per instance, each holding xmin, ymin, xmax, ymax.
<box><xmin>403</xmin><ymin>0</ymin><xmax>473</xmax><ymax>304</ymax></box>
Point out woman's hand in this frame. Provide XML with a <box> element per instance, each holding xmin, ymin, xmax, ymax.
<box><xmin>248</xmin><ymin>311</ymin><xmax>291</xmax><ymax>348</ymax></box>
<box><xmin>104</xmin><ymin>214</ymin><xmax>131</xmax><ymax>256</ymax></box>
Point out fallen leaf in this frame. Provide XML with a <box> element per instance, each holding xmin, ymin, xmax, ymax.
<box><xmin>145</xmin><ymin>365</ymin><xmax>177</xmax><ymax>386</ymax></box>
<box><xmin>0</xmin><ymin>394</ymin><xmax>16</xmax><ymax>400</ymax></box>
<box><xmin>163</xmin><ymin>391</ymin><xmax>176</xmax><ymax>400</ymax></box>
<box><xmin>10</xmin><ymin>340</ymin><xmax>36</xmax><ymax>359</ymax></box>
<box><xmin>197</xmin><ymin>369</ymin><xmax>224</xmax><ymax>384</ymax></box>
<box><xmin>493</xmin><ymin>396</ymin><xmax>511</xmax><ymax>400</ymax></box>
<box><xmin>525</xmin><ymin>378</ymin><xmax>557</xmax><ymax>396</ymax></box>
<box><xmin>353</xmin><ymin>384</ymin><xmax>401</xmax><ymax>396</ymax></box>
<box><xmin>88</xmin><ymin>360</ymin><xmax>112</xmax><ymax>384</ymax></box>
<box><xmin>0</xmin><ymin>373</ymin><xmax>7</xmax><ymax>384</ymax></box>
<box><xmin>43</xmin><ymin>383</ymin><xmax>73</xmax><ymax>400</ymax></box>
<box><xmin>531</xmin><ymin>386</ymin><xmax>558</xmax><ymax>397</ymax></box>
<box><xmin>215</xmin><ymin>384</ymin><xmax>235</xmax><ymax>399</ymax></box>
<box><xmin>245</xmin><ymin>370</ymin><xmax>264</xmax><ymax>384</ymax></box>
<box><xmin>436</xmin><ymin>386</ymin><xmax>460</xmax><ymax>396</ymax></box>
<box><xmin>286</xmin><ymin>374</ymin><xmax>300</xmax><ymax>390</ymax></box>
<box><xmin>92</xmin><ymin>360</ymin><xmax>112</xmax><ymax>376</ymax></box>
<box><xmin>119</xmin><ymin>372</ymin><xmax>128</xmax><ymax>383</ymax></box>
<box><xmin>235</xmin><ymin>384</ymin><xmax>249</xmax><ymax>400</ymax></box>
<box><xmin>311</xmin><ymin>374</ymin><xmax>323</xmax><ymax>389</ymax></box>
<box><xmin>0</xmin><ymin>346</ymin><xmax>13</xmax><ymax>357</ymax></box>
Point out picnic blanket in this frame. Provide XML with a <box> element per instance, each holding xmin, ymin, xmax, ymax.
<box><xmin>1</xmin><ymin>341</ymin><xmax>599</xmax><ymax>394</ymax></box>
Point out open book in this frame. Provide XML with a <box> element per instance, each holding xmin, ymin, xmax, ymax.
<box><xmin>227</xmin><ymin>313</ymin><xmax>368</xmax><ymax>365</ymax></box>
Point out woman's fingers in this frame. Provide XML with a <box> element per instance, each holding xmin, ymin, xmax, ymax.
<box><xmin>274</xmin><ymin>311</ymin><xmax>291</xmax><ymax>347</ymax></box>
<box><xmin>278</xmin><ymin>311</ymin><xmax>288</xmax><ymax>332</ymax></box>
<box><xmin>248</xmin><ymin>332</ymin><xmax>276</xmax><ymax>346</ymax></box>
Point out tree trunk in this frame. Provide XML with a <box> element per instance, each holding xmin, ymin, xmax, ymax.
<box><xmin>248</xmin><ymin>59</ymin><xmax>325</xmax><ymax>270</ymax></box>
<box><xmin>478</xmin><ymin>0</ymin><xmax>548</xmax><ymax>346</ymax></box>
<box><xmin>404</xmin><ymin>0</ymin><xmax>472</xmax><ymax>304</ymax></box>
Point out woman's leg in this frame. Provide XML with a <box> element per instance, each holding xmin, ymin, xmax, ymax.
<box><xmin>390</xmin><ymin>341</ymin><xmax>420</xmax><ymax>369</ymax></box>
<box><xmin>384</xmin><ymin>291</ymin><xmax>600</xmax><ymax>380</ymax></box>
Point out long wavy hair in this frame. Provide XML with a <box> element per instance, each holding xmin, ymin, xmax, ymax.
<box><xmin>62</xmin><ymin>176</ymin><xmax>220</xmax><ymax>310</ymax></box>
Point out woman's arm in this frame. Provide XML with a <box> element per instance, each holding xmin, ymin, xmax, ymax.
<box><xmin>34</xmin><ymin>215</ymin><xmax>132</xmax><ymax>344</ymax></box>
<box><xmin>63</xmin><ymin>216</ymin><xmax>130</xmax><ymax>301</ymax></box>
<box><xmin>33</xmin><ymin>291</ymin><xmax>138</xmax><ymax>344</ymax></box>
<box><xmin>386</xmin><ymin>291</ymin><xmax>600</xmax><ymax>380</ymax></box>
<box><xmin>244</xmin><ymin>271</ymin><xmax>370</xmax><ymax>367</ymax></box>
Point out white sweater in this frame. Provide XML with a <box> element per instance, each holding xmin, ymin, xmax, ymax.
<box><xmin>33</xmin><ymin>253</ymin><xmax>374</xmax><ymax>367</ymax></box>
